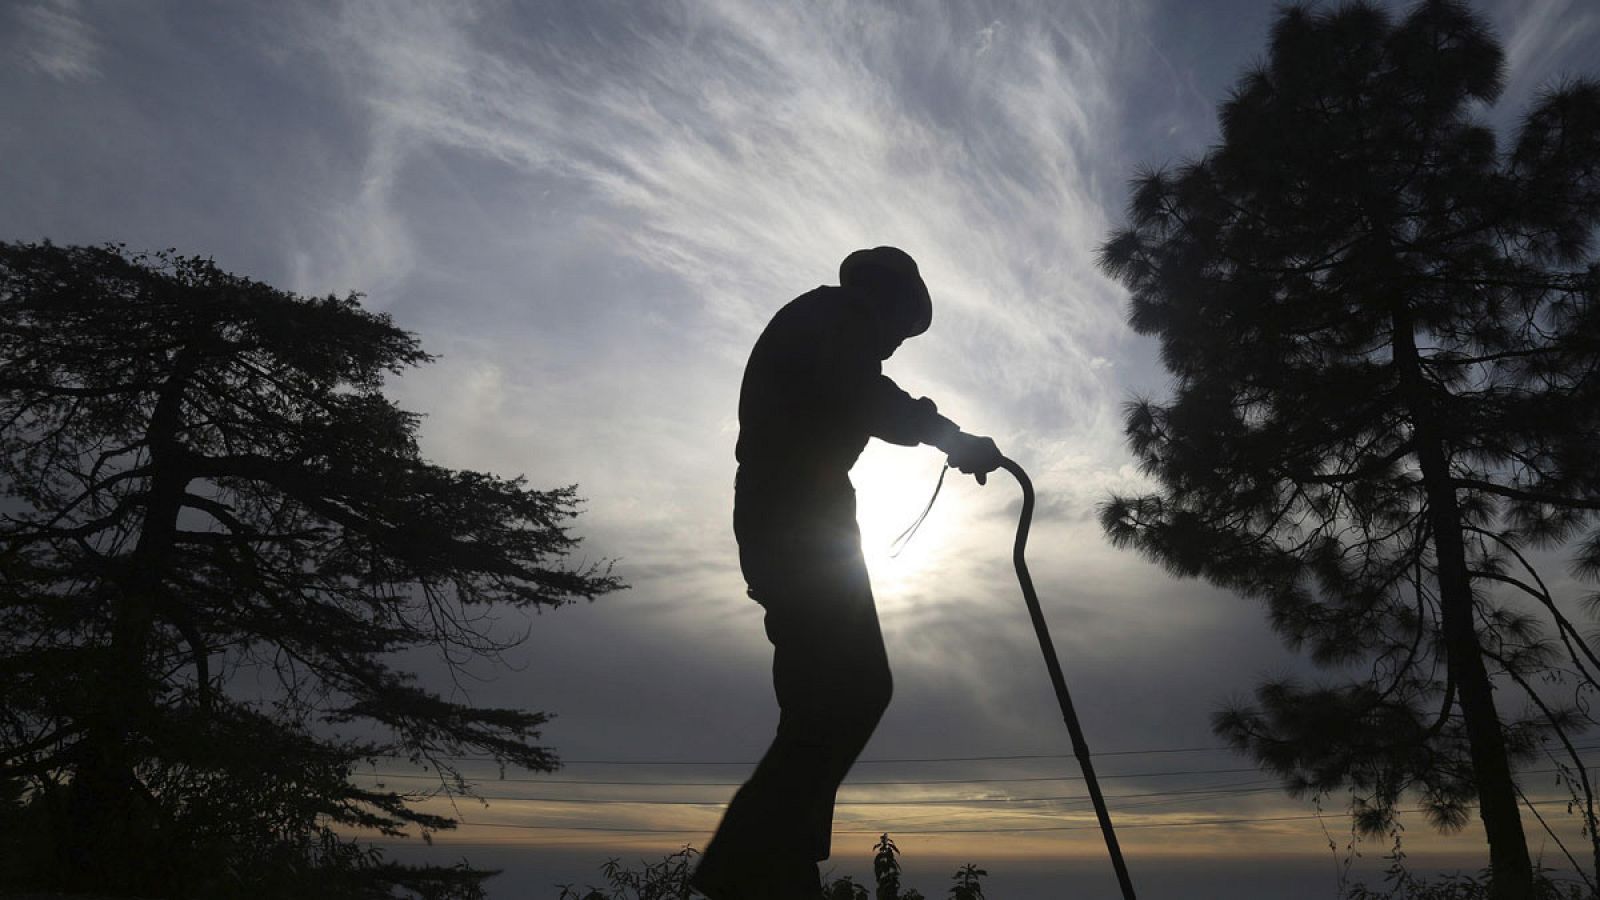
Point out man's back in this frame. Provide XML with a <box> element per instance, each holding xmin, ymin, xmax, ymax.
<box><xmin>736</xmin><ymin>285</ymin><xmax>955</xmax><ymax>493</ymax></box>
<box><xmin>735</xmin><ymin>285</ymin><xmax>880</xmax><ymax>481</ymax></box>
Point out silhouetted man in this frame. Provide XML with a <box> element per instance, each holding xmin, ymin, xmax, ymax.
<box><xmin>691</xmin><ymin>247</ymin><xmax>1002</xmax><ymax>899</ymax></box>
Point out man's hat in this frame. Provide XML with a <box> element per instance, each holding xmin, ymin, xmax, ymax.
<box><xmin>839</xmin><ymin>246</ymin><xmax>932</xmax><ymax>337</ymax></box>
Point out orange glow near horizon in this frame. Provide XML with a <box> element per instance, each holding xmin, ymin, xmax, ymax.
<box><xmin>345</xmin><ymin>785</ymin><xmax>1587</xmax><ymax>872</ymax></box>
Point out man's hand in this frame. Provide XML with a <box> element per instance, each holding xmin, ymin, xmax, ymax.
<box><xmin>944</xmin><ymin>432</ymin><xmax>1003</xmax><ymax>485</ymax></box>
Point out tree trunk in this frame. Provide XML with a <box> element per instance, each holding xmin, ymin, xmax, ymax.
<box><xmin>1393</xmin><ymin>312</ymin><xmax>1534</xmax><ymax>899</ymax></box>
<box><xmin>69</xmin><ymin>344</ymin><xmax>200</xmax><ymax>891</ymax></box>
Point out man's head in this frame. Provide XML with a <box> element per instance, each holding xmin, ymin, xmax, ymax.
<box><xmin>840</xmin><ymin>246</ymin><xmax>931</xmax><ymax>357</ymax></box>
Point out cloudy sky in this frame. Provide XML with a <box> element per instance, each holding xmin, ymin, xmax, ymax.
<box><xmin>5</xmin><ymin>0</ymin><xmax>1599</xmax><ymax>897</ymax></box>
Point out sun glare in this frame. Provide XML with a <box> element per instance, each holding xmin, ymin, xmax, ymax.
<box><xmin>851</xmin><ymin>445</ymin><xmax>961</xmax><ymax>605</ymax></box>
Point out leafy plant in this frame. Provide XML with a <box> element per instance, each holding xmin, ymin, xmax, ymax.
<box><xmin>872</xmin><ymin>833</ymin><xmax>924</xmax><ymax>900</ymax></box>
<box><xmin>947</xmin><ymin>864</ymin><xmax>986</xmax><ymax>900</ymax></box>
<box><xmin>557</xmin><ymin>847</ymin><xmax>698</xmax><ymax>900</ymax></box>
<box><xmin>824</xmin><ymin>875</ymin><xmax>871</xmax><ymax>900</ymax></box>
<box><xmin>557</xmin><ymin>836</ymin><xmax>985</xmax><ymax>900</ymax></box>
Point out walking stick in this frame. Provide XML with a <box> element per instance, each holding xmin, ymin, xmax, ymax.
<box><xmin>998</xmin><ymin>456</ymin><xmax>1137</xmax><ymax>900</ymax></box>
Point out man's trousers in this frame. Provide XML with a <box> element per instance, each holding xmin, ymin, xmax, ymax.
<box><xmin>696</xmin><ymin>474</ymin><xmax>894</xmax><ymax>890</ymax></box>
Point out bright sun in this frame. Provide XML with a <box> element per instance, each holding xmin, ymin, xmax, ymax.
<box><xmin>850</xmin><ymin>444</ymin><xmax>959</xmax><ymax>605</ymax></box>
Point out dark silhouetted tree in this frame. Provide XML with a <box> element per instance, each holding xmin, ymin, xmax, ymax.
<box><xmin>0</xmin><ymin>242</ymin><xmax>621</xmax><ymax>897</ymax></box>
<box><xmin>1097</xmin><ymin>2</ymin><xmax>1600</xmax><ymax>897</ymax></box>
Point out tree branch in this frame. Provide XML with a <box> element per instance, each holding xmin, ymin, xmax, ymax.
<box><xmin>1452</xmin><ymin>477</ymin><xmax>1600</xmax><ymax>511</ymax></box>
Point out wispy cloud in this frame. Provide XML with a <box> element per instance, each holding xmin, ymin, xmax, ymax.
<box><xmin>293</xmin><ymin>0</ymin><xmax>1157</xmax><ymax>601</ymax></box>
<box><xmin>261</xmin><ymin>2</ymin><xmax>1229</xmax><ymax>791</ymax></box>
<box><xmin>15</xmin><ymin>0</ymin><xmax>1597</xmax><ymax>878</ymax></box>
<box><xmin>1483</xmin><ymin>0</ymin><xmax>1600</xmax><ymax>118</ymax></box>
<box><xmin>1500</xmin><ymin>0</ymin><xmax>1600</xmax><ymax>84</ymax></box>
<box><xmin>9</xmin><ymin>0</ymin><xmax>100</xmax><ymax>81</ymax></box>
<box><xmin>303</xmin><ymin>0</ymin><xmax>1139</xmax><ymax>406</ymax></box>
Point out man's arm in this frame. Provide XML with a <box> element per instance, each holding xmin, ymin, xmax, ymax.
<box><xmin>865</xmin><ymin>374</ymin><xmax>1003</xmax><ymax>484</ymax></box>
<box><xmin>813</xmin><ymin>294</ymin><xmax>1004</xmax><ymax>480</ymax></box>
<box><xmin>863</xmin><ymin>374</ymin><xmax>957</xmax><ymax>447</ymax></box>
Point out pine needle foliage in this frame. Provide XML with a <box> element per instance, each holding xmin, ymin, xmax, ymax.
<box><xmin>1097</xmin><ymin>3</ymin><xmax>1600</xmax><ymax>896</ymax></box>
<box><xmin>0</xmin><ymin>241</ymin><xmax>622</xmax><ymax>897</ymax></box>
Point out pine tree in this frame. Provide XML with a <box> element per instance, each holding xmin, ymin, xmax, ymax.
<box><xmin>0</xmin><ymin>242</ymin><xmax>621</xmax><ymax>897</ymax></box>
<box><xmin>1096</xmin><ymin>3</ymin><xmax>1600</xmax><ymax>897</ymax></box>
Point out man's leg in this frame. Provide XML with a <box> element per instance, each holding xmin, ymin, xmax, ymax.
<box><xmin>765</xmin><ymin>578</ymin><xmax>892</xmax><ymax>862</ymax></box>
<box><xmin>693</xmin><ymin>551</ymin><xmax>892</xmax><ymax>896</ymax></box>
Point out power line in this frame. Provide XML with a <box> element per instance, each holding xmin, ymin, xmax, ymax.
<box><xmin>442</xmin><ymin>797</ymin><xmax>1587</xmax><ymax>837</ymax></box>
<box><xmin>348</xmin><ymin>759</ymin><xmax>1600</xmax><ymax>816</ymax></box>
<box><xmin>357</xmin><ymin>764</ymin><xmax>1266</xmax><ymax>785</ymax></box>
<box><xmin>355</xmin><ymin>774</ymin><xmax>1087</xmax><ymax>786</ymax></box>
<box><xmin>549</xmin><ymin>746</ymin><xmax>1227</xmax><ymax>765</ymax></box>
<box><xmin>359</xmin><ymin>751</ymin><xmax>1600</xmax><ymax>788</ymax></box>
<box><xmin>354</xmin><ymin>762</ymin><xmax>1599</xmax><ymax>808</ymax></box>
<box><xmin>445</xmin><ymin>812</ymin><xmax>1351</xmax><ymax>835</ymax></box>
<box><xmin>389</xmin><ymin>741</ymin><xmax>1600</xmax><ymax>769</ymax></box>
<box><xmin>382</xmin><ymin>745</ymin><xmax>1226</xmax><ymax>768</ymax></box>
<box><xmin>350</xmin><ymin>780</ymin><xmax>1287</xmax><ymax>808</ymax></box>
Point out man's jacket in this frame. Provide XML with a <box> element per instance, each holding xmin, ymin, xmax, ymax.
<box><xmin>735</xmin><ymin>285</ymin><xmax>955</xmax><ymax>519</ymax></box>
